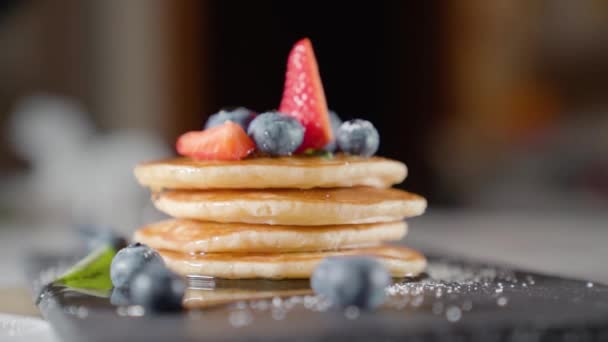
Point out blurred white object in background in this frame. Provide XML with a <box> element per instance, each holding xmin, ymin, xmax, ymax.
<box><xmin>0</xmin><ymin>313</ymin><xmax>57</xmax><ymax>342</ymax></box>
<box><xmin>6</xmin><ymin>94</ymin><xmax>170</xmax><ymax>233</ymax></box>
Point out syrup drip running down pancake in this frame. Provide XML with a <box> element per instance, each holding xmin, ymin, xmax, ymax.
<box><xmin>133</xmin><ymin>219</ymin><xmax>407</xmax><ymax>253</ymax></box>
<box><xmin>183</xmin><ymin>287</ymin><xmax>313</xmax><ymax>309</ymax></box>
<box><xmin>152</xmin><ymin>187</ymin><xmax>426</xmax><ymax>226</ymax></box>
<box><xmin>134</xmin><ymin>155</ymin><xmax>407</xmax><ymax>190</ymax></box>
<box><xmin>183</xmin><ymin>277</ymin><xmax>313</xmax><ymax>308</ymax></box>
<box><xmin>160</xmin><ymin>245</ymin><xmax>427</xmax><ymax>279</ymax></box>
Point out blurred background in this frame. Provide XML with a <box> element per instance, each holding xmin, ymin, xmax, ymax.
<box><xmin>0</xmin><ymin>0</ymin><xmax>607</xmax><ymax>288</ymax></box>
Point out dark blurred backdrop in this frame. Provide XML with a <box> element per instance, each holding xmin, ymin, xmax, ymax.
<box><xmin>0</xmin><ymin>0</ymin><xmax>607</xmax><ymax>214</ymax></box>
<box><xmin>208</xmin><ymin>1</ymin><xmax>441</xmax><ymax>198</ymax></box>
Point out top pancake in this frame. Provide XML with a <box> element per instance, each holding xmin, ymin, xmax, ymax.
<box><xmin>134</xmin><ymin>154</ymin><xmax>406</xmax><ymax>190</ymax></box>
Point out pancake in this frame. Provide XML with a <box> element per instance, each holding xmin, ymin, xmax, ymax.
<box><xmin>159</xmin><ymin>245</ymin><xmax>426</xmax><ymax>279</ymax></box>
<box><xmin>152</xmin><ymin>187</ymin><xmax>426</xmax><ymax>226</ymax></box>
<box><xmin>133</xmin><ymin>219</ymin><xmax>407</xmax><ymax>253</ymax></box>
<box><xmin>134</xmin><ymin>155</ymin><xmax>406</xmax><ymax>190</ymax></box>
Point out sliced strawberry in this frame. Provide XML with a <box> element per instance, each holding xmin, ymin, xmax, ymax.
<box><xmin>176</xmin><ymin>121</ymin><xmax>255</xmax><ymax>161</ymax></box>
<box><xmin>279</xmin><ymin>38</ymin><xmax>332</xmax><ymax>151</ymax></box>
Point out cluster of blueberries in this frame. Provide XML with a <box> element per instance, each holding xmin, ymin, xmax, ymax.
<box><xmin>312</xmin><ymin>256</ymin><xmax>391</xmax><ymax>310</ymax></box>
<box><xmin>206</xmin><ymin>107</ymin><xmax>380</xmax><ymax>157</ymax></box>
<box><xmin>110</xmin><ymin>242</ymin><xmax>186</xmax><ymax>312</ymax></box>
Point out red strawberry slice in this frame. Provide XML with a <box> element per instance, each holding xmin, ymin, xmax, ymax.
<box><xmin>279</xmin><ymin>38</ymin><xmax>332</xmax><ymax>151</ymax></box>
<box><xmin>176</xmin><ymin>121</ymin><xmax>255</xmax><ymax>161</ymax></box>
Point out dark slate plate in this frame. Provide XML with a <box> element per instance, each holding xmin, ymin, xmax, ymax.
<box><xmin>28</xmin><ymin>253</ymin><xmax>608</xmax><ymax>342</ymax></box>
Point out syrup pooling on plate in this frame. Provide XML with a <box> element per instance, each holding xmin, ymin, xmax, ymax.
<box><xmin>175</xmin><ymin>259</ymin><xmax>540</xmax><ymax>327</ymax></box>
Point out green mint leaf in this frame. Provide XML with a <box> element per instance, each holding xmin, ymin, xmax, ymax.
<box><xmin>303</xmin><ymin>148</ymin><xmax>318</xmax><ymax>155</ymax></box>
<box><xmin>53</xmin><ymin>244</ymin><xmax>117</xmax><ymax>290</ymax></box>
<box><xmin>302</xmin><ymin>149</ymin><xmax>334</xmax><ymax>159</ymax></box>
<box><xmin>320</xmin><ymin>151</ymin><xmax>334</xmax><ymax>159</ymax></box>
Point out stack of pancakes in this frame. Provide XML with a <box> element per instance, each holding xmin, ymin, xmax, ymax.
<box><xmin>133</xmin><ymin>155</ymin><xmax>427</xmax><ymax>279</ymax></box>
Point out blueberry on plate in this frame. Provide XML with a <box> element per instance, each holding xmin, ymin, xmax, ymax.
<box><xmin>247</xmin><ymin>112</ymin><xmax>305</xmax><ymax>156</ymax></box>
<box><xmin>110</xmin><ymin>243</ymin><xmax>164</xmax><ymax>289</ymax></box>
<box><xmin>204</xmin><ymin>107</ymin><xmax>257</xmax><ymax>130</ymax></box>
<box><xmin>311</xmin><ymin>256</ymin><xmax>390</xmax><ymax>310</ymax></box>
<box><xmin>336</xmin><ymin>119</ymin><xmax>380</xmax><ymax>157</ymax></box>
<box><xmin>130</xmin><ymin>263</ymin><xmax>185</xmax><ymax>312</ymax></box>
<box><xmin>110</xmin><ymin>287</ymin><xmax>132</xmax><ymax>306</ymax></box>
<box><xmin>323</xmin><ymin>110</ymin><xmax>343</xmax><ymax>152</ymax></box>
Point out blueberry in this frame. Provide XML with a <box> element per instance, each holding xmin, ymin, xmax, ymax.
<box><xmin>247</xmin><ymin>112</ymin><xmax>305</xmax><ymax>156</ymax></box>
<box><xmin>323</xmin><ymin>110</ymin><xmax>343</xmax><ymax>152</ymax></box>
<box><xmin>311</xmin><ymin>256</ymin><xmax>390</xmax><ymax>310</ymax></box>
<box><xmin>110</xmin><ymin>243</ymin><xmax>164</xmax><ymax>289</ymax></box>
<box><xmin>336</xmin><ymin>119</ymin><xmax>379</xmax><ymax>157</ymax></box>
<box><xmin>130</xmin><ymin>263</ymin><xmax>185</xmax><ymax>312</ymax></box>
<box><xmin>204</xmin><ymin>107</ymin><xmax>257</xmax><ymax>130</ymax></box>
<box><xmin>110</xmin><ymin>287</ymin><xmax>132</xmax><ymax>306</ymax></box>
